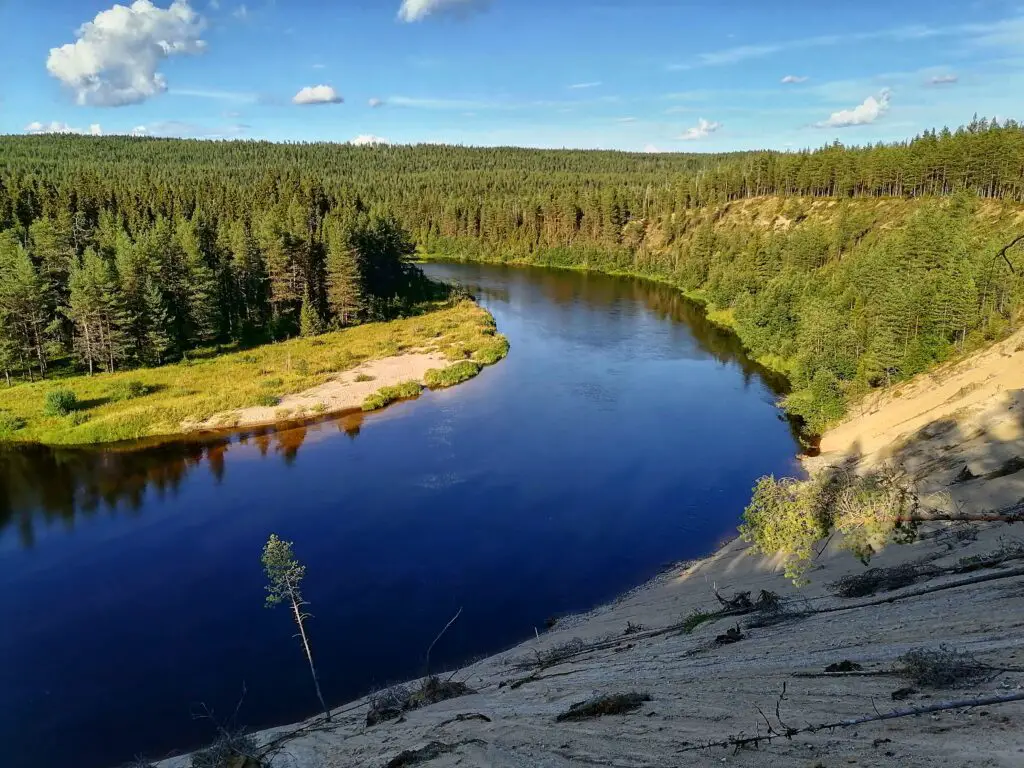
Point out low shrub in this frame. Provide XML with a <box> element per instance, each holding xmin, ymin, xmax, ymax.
<box><xmin>110</xmin><ymin>380</ymin><xmax>149</xmax><ymax>401</ymax></box>
<box><xmin>44</xmin><ymin>388</ymin><xmax>79</xmax><ymax>417</ymax></box>
<box><xmin>0</xmin><ymin>411</ymin><xmax>26</xmax><ymax>436</ymax></box>
<box><xmin>354</xmin><ymin>373</ymin><xmax>375</xmax><ymax>383</ymax></box>
<box><xmin>473</xmin><ymin>335</ymin><xmax>510</xmax><ymax>366</ymax></box>
<box><xmin>260</xmin><ymin>377</ymin><xmax>284</xmax><ymax>389</ymax></box>
<box><xmin>424</xmin><ymin>360</ymin><xmax>481</xmax><ymax>389</ymax></box>
<box><xmin>362</xmin><ymin>381</ymin><xmax>422</xmax><ymax>411</ymax></box>
<box><xmin>254</xmin><ymin>394</ymin><xmax>281</xmax><ymax>408</ymax></box>
<box><xmin>69</xmin><ymin>411</ymin><xmax>90</xmax><ymax>427</ymax></box>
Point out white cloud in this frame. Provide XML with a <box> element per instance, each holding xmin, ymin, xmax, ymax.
<box><xmin>678</xmin><ymin>118</ymin><xmax>721</xmax><ymax>141</ymax></box>
<box><xmin>569</xmin><ymin>81</ymin><xmax>602</xmax><ymax>89</ymax></box>
<box><xmin>616</xmin><ymin>116</ymin><xmax>636</xmax><ymax>123</ymax></box>
<box><xmin>781</xmin><ymin>75</ymin><xmax>808</xmax><ymax>84</ymax></box>
<box><xmin>312</xmin><ymin>63</ymin><xmax>326</xmax><ymax>70</ymax></box>
<box><xmin>398</xmin><ymin>0</ymin><xmax>488</xmax><ymax>22</ymax></box>
<box><xmin>24</xmin><ymin>121</ymin><xmax>103</xmax><ymax>135</ymax></box>
<box><xmin>643</xmin><ymin>143</ymin><xmax>662</xmax><ymax>153</ymax></box>
<box><xmin>350</xmin><ymin>134</ymin><xmax>390</xmax><ymax>145</ymax></box>
<box><xmin>292</xmin><ymin>85</ymin><xmax>343</xmax><ymax>105</ymax></box>
<box><xmin>46</xmin><ymin>0</ymin><xmax>206</xmax><ymax>107</ymax></box>
<box><xmin>816</xmin><ymin>89</ymin><xmax>891</xmax><ymax>128</ymax></box>
<box><xmin>131</xmin><ymin>125</ymin><xmax>149</xmax><ymax>135</ymax></box>
<box><xmin>929</xmin><ymin>74</ymin><xmax>958</xmax><ymax>85</ymax></box>
<box><xmin>368</xmin><ymin>97</ymin><xmax>385</xmax><ymax>108</ymax></box>
<box><xmin>232</xmin><ymin>3</ymin><xmax>247</xmax><ymax>19</ymax></box>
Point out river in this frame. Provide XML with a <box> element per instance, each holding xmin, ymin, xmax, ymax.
<box><xmin>0</xmin><ymin>262</ymin><xmax>801</xmax><ymax>768</ymax></box>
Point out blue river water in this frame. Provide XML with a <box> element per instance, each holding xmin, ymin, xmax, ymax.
<box><xmin>0</xmin><ymin>262</ymin><xmax>800</xmax><ymax>768</ymax></box>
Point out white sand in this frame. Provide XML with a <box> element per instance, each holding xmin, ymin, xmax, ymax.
<box><xmin>186</xmin><ymin>352</ymin><xmax>449</xmax><ymax>433</ymax></box>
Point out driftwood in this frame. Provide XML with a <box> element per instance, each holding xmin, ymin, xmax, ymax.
<box><xmin>678</xmin><ymin>687</ymin><xmax>1024</xmax><ymax>753</ymax></box>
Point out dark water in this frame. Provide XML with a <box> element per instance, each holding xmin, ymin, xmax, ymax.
<box><xmin>0</xmin><ymin>263</ymin><xmax>800</xmax><ymax>768</ymax></box>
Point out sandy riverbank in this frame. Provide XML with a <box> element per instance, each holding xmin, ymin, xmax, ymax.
<box><xmin>185</xmin><ymin>351</ymin><xmax>450</xmax><ymax>433</ymax></box>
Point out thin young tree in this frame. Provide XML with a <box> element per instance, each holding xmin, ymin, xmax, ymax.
<box><xmin>261</xmin><ymin>534</ymin><xmax>331</xmax><ymax>721</ymax></box>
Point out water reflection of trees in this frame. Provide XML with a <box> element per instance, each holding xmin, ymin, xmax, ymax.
<box><xmin>0</xmin><ymin>411</ymin><xmax>366</xmax><ymax>549</ymax></box>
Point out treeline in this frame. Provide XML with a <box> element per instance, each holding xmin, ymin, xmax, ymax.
<box><xmin>1</xmin><ymin>118</ymin><xmax>1023</xmax><ymax>428</ymax></box>
<box><xmin>0</xmin><ymin>200</ymin><xmax>434</xmax><ymax>381</ymax></box>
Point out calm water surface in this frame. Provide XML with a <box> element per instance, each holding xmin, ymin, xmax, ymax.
<box><xmin>0</xmin><ymin>263</ymin><xmax>800</xmax><ymax>768</ymax></box>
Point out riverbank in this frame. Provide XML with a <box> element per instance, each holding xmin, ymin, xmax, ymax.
<box><xmin>151</xmin><ymin>321</ymin><xmax>1024</xmax><ymax>768</ymax></box>
<box><xmin>0</xmin><ymin>299</ymin><xmax>507</xmax><ymax>446</ymax></box>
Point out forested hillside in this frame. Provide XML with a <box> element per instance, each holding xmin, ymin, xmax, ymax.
<box><xmin>1</xmin><ymin>117</ymin><xmax>1022</xmax><ymax>429</ymax></box>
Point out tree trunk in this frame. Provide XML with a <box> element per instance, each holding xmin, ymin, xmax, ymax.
<box><xmin>290</xmin><ymin>590</ymin><xmax>330</xmax><ymax>721</ymax></box>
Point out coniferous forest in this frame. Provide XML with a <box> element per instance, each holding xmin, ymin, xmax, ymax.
<box><xmin>1</xmin><ymin>116</ymin><xmax>1023</xmax><ymax>430</ymax></box>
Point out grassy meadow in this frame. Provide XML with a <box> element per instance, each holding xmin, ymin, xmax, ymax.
<box><xmin>0</xmin><ymin>299</ymin><xmax>507</xmax><ymax>446</ymax></box>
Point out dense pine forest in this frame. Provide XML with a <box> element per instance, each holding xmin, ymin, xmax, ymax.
<box><xmin>2</xmin><ymin>116</ymin><xmax>1023</xmax><ymax>430</ymax></box>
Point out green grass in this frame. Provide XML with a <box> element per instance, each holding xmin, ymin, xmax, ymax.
<box><xmin>354</xmin><ymin>373</ymin><xmax>376</xmax><ymax>383</ymax></box>
<box><xmin>424</xmin><ymin>360</ymin><xmax>482</xmax><ymax>389</ymax></box>
<box><xmin>0</xmin><ymin>298</ymin><xmax>506</xmax><ymax>446</ymax></box>
<box><xmin>362</xmin><ymin>380</ymin><xmax>423</xmax><ymax>411</ymax></box>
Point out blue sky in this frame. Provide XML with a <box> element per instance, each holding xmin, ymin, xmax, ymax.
<box><xmin>1</xmin><ymin>0</ymin><xmax>1022</xmax><ymax>151</ymax></box>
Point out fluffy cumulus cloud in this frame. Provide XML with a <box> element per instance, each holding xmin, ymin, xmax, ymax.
<box><xmin>929</xmin><ymin>74</ymin><xmax>958</xmax><ymax>85</ymax></box>
<box><xmin>292</xmin><ymin>85</ymin><xmax>343</xmax><ymax>105</ymax></box>
<box><xmin>25</xmin><ymin>121</ymin><xmax>102</xmax><ymax>135</ymax></box>
<box><xmin>780</xmin><ymin>74</ymin><xmax>808</xmax><ymax>84</ymax></box>
<box><xmin>398</xmin><ymin>0</ymin><xmax>488</xmax><ymax>22</ymax></box>
<box><xmin>350</xmin><ymin>134</ymin><xmax>390</xmax><ymax>145</ymax></box>
<box><xmin>46</xmin><ymin>1</ymin><xmax>206</xmax><ymax>107</ymax></box>
<box><xmin>678</xmin><ymin>117</ymin><xmax>721</xmax><ymax>141</ymax></box>
<box><xmin>816</xmin><ymin>89</ymin><xmax>891</xmax><ymax>128</ymax></box>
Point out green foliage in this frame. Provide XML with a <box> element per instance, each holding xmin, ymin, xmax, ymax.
<box><xmin>254</xmin><ymin>393</ymin><xmax>281</xmax><ymax>408</ymax></box>
<box><xmin>0</xmin><ymin>411</ymin><xmax>26</xmax><ymax>436</ymax></box>
<box><xmin>739</xmin><ymin>475</ymin><xmax>833</xmax><ymax>584</ymax></box>
<box><xmin>261</xmin><ymin>534</ymin><xmax>306</xmax><ymax>608</ymax></box>
<box><xmin>424</xmin><ymin>360</ymin><xmax>481</xmax><ymax>389</ymax></box>
<box><xmin>109</xmin><ymin>379</ymin><xmax>149</xmax><ymax>402</ymax></box>
<box><xmin>43</xmin><ymin>388</ymin><xmax>78</xmax><ymax>417</ymax></box>
<box><xmin>472</xmin><ymin>335</ymin><xmax>511</xmax><ymax>366</ymax></box>
<box><xmin>361</xmin><ymin>380</ymin><xmax>422</xmax><ymax>411</ymax></box>
<box><xmin>742</xmin><ymin>469</ymin><xmax>920</xmax><ymax>584</ymax></box>
<box><xmin>2</xmin><ymin>122</ymin><xmax>1021</xmax><ymax>427</ymax></box>
<box><xmin>354</xmin><ymin>373</ymin><xmax>375</xmax><ymax>382</ymax></box>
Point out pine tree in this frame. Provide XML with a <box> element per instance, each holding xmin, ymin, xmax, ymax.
<box><xmin>299</xmin><ymin>289</ymin><xmax>326</xmax><ymax>337</ymax></box>
<box><xmin>325</xmin><ymin>217</ymin><xmax>364</xmax><ymax>326</ymax></box>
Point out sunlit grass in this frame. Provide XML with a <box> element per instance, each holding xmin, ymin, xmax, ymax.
<box><xmin>0</xmin><ymin>299</ymin><xmax>505</xmax><ymax>446</ymax></box>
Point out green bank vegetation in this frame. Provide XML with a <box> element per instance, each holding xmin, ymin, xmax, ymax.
<box><xmin>0</xmin><ymin>298</ymin><xmax>501</xmax><ymax>445</ymax></box>
<box><xmin>361</xmin><ymin>380</ymin><xmax>423</xmax><ymax>412</ymax></box>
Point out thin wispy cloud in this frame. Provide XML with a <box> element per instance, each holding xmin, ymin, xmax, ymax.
<box><xmin>678</xmin><ymin>118</ymin><xmax>721</xmax><ymax>141</ymax></box>
<box><xmin>616</xmin><ymin>117</ymin><xmax>637</xmax><ymax>123</ymax></box>
<box><xmin>232</xmin><ymin>4</ymin><xmax>248</xmax><ymax>20</ymax></box>
<box><xmin>293</xmin><ymin>85</ymin><xmax>343</xmax><ymax>105</ymax></box>
<box><xmin>816</xmin><ymin>89</ymin><xmax>891</xmax><ymax>128</ymax></box>
<box><xmin>170</xmin><ymin>87</ymin><xmax>258</xmax><ymax>103</ymax></box>
<box><xmin>312</xmin><ymin>63</ymin><xmax>326</xmax><ymax>70</ymax></box>
<box><xmin>46</xmin><ymin>0</ymin><xmax>207</xmax><ymax>106</ymax></box>
<box><xmin>929</xmin><ymin>74</ymin><xmax>958</xmax><ymax>85</ymax></box>
<box><xmin>398</xmin><ymin>0</ymin><xmax>490</xmax><ymax>22</ymax></box>
<box><xmin>368</xmin><ymin>97</ymin><xmax>385</xmax><ymax>108</ymax></box>
<box><xmin>781</xmin><ymin>75</ymin><xmax>809</xmax><ymax>84</ymax></box>
<box><xmin>569</xmin><ymin>81</ymin><xmax>602</xmax><ymax>89</ymax></box>
<box><xmin>667</xmin><ymin>17</ymin><xmax>1023</xmax><ymax>71</ymax></box>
